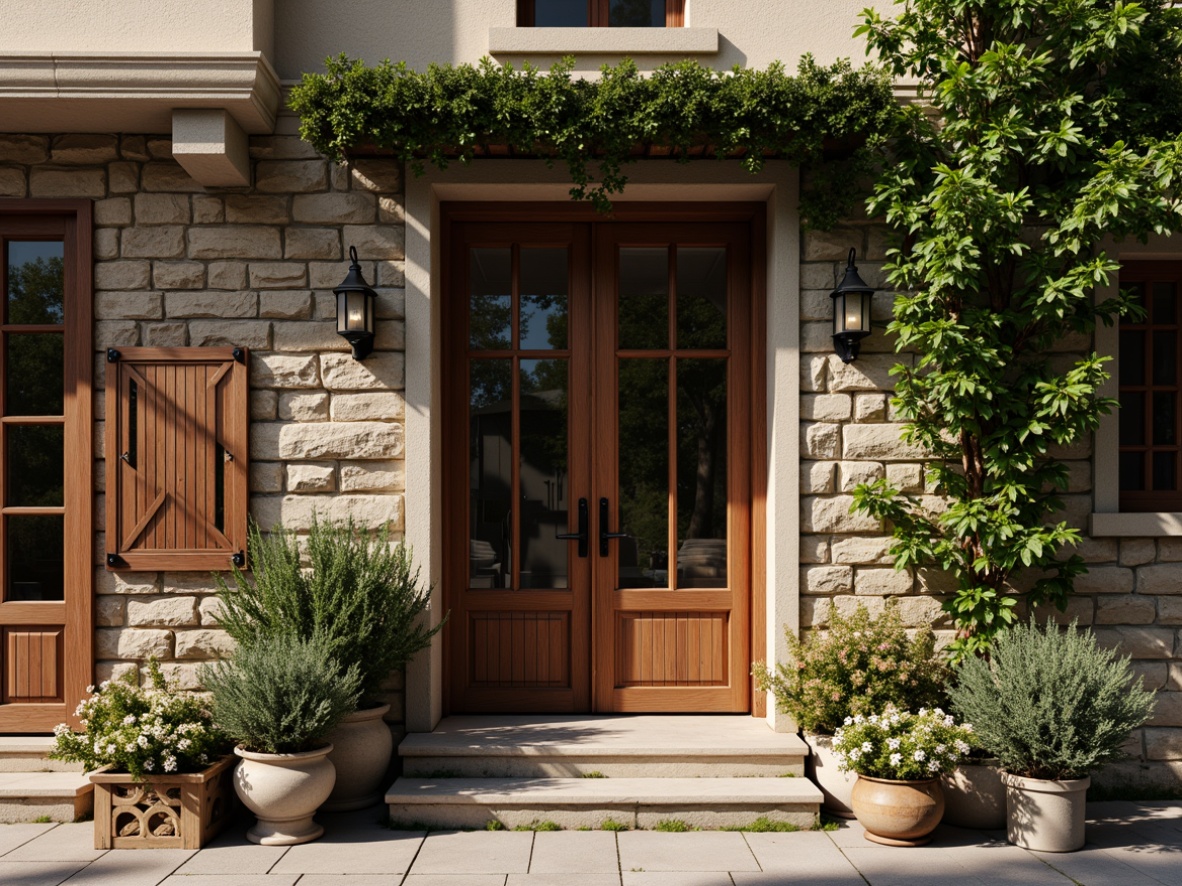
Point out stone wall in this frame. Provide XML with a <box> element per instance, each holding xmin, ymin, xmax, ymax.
<box><xmin>800</xmin><ymin>223</ymin><xmax>1182</xmax><ymax>792</ymax></box>
<box><xmin>0</xmin><ymin>131</ymin><xmax>408</xmax><ymax>738</ymax></box>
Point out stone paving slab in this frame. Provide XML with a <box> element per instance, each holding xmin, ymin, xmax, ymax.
<box><xmin>269</xmin><ymin>826</ymin><xmax>424</xmax><ymax>875</ymax></box>
<box><xmin>0</xmin><ymin>821</ymin><xmax>105</xmax><ymax>862</ymax></box>
<box><xmin>0</xmin><ymin>821</ymin><xmax>56</xmax><ymax>855</ymax></box>
<box><xmin>404</xmin><ymin>876</ymin><xmax>507</xmax><ymax>885</ymax></box>
<box><xmin>0</xmin><ymin>860</ymin><xmax>91</xmax><ymax>886</ymax></box>
<box><xmin>169</xmin><ymin>834</ymin><xmax>288</xmax><ymax>875</ymax></box>
<box><xmin>616</xmin><ymin>830</ymin><xmax>761</xmax><ymax>872</ymax></box>
<box><xmin>56</xmin><ymin>848</ymin><xmax>193</xmax><ymax>885</ymax></box>
<box><xmin>508</xmin><ymin>875</ymin><xmax>621</xmax><ymax>886</ymax></box>
<box><xmin>622</xmin><ymin>873</ymin><xmax>733</xmax><ymax>886</ymax></box>
<box><xmin>158</xmin><ymin>876</ymin><xmax>299</xmax><ymax>886</ymax></box>
<box><xmin>528</xmin><ymin>829</ymin><xmax>620</xmax><ymax>873</ymax></box>
<box><xmin>411</xmin><ymin>830</ymin><xmax>534</xmax><ymax>874</ymax></box>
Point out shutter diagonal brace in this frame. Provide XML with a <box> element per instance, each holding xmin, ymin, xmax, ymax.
<box><xmin>121</xmin><ymin>489</ymin><xmax>166</xmax><ymax>551</ymax></box>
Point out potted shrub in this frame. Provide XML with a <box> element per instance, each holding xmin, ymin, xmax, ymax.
<box><xmin>832</xmin><ymin>707</ymin><xmax>974</xmax><ymax>846</ymax></box>
<box><xmin>950</xmin><ymin>621</ymin><xmax>1156</xmax><ymax>852</ymax></box>
<box><xmin>51</xmin><ymin>661</ymin><xmax>234</xmax><ymax>850</ymax></box>
<box><xmin>753</xmin><ymin>602</ymin><xmax>948</xmax><ymax>816</ymax></box>
<box><xmin>203</xmin><ymin>633</ymin><xmax>361</xmax><ymax>846</ymax></box>
<box><xmin>216</xmin><ymin>518</ymin><xmax>442</xmax><ymax>811</ymax></box>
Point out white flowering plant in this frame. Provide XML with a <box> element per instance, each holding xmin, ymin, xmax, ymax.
<box><xmin>831</xmin><ymin>707</ymin><xmax>974</xmax><ymax>781</ymax></box>
<box><xmin>50</xmin><ymin>661</ymin><xmax>230</xmax><ymax>781</ymax></box>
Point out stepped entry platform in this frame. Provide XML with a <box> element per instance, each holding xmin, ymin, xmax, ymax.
<box><xmin>388</xmin><ymin>714</ymin><xmax>820</xmax><ymax>829</ymax></box>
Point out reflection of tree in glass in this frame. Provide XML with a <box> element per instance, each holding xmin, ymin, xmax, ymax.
<box><xmin>469</xmin><ymin>294</ymin><xmax>511</xmax><ymax>350</ymax></box>
<box><xmin>611</xmin><ymin>0</ymin><xmax>660</xmax><ymax>27</ymax></box>
<box><xmin>8</xmin><ymin>256</ymin><xmax>64</xmax><ymax>324</ymax></box>
<box><xmin>618</xmin><ymin>361</ymin><xmax>669</xmax><ymax>566</ymax></box>
<box><xmin>677</xmin><ymin>291</ymin><xmax>726</xmax><ymax>349</ymax></box>
<box><xmin>520</xmin><ymin>360</ymin><xmax>569</xmax><ymax>480</ymax></box>
<box><xmin>677</xmin><ymin>360</ymin><xmax>726</xmax><ymax>540</ymax></box>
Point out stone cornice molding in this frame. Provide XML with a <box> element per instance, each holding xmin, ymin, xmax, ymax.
<box><xmin>0</xmin><ymin>51</ymin><xmax>281</xmax><ymax>134</ymax></box>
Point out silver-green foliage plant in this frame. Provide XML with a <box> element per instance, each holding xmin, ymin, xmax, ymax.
<box><xmin>752</xmin><ymin>602</ymin><xmax>949</xmax><ymax>735</ymax></box>
<box><xmin>216</xmin><ymin>518</ymin><xmax>442</xmax><ymax>704</ymax></box>
<box><xmin>850</xmin><ymin>0</ymin><xmax>1182</xmax><ymax>660</ymax></box>
<box><xmin>50</xmin><ymin>660</ymin><xmax>230</xmax><ymax>780</ymax></box>
<box><xmin>949</xmin><ymin>621</ymin><xmax>1155</xmax><ymax>780</ymax></box>
<box><xmin>202</xmin><ymin>633</ymin><xmax>361</xmax><ymax>755</ymax></box>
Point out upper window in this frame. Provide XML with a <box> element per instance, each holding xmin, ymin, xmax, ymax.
<box><xmin>519</xmin><ymin>0</ymin><xmax>685</xmax><ymax>27</ymax></box>
<box><xmin>1118</xmin><ymin>262</ymin><xmax>1182</xmax><ymax>512</ymax></box>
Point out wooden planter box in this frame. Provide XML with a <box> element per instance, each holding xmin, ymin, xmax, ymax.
<box><xmin>90</xmin><ymin>755</ymin><xmax>237</xmax><ymax>849</ymax></box>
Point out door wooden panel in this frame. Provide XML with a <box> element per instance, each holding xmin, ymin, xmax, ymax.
<box><xmin>443</xmin><ymin>206</ymin><xmax>758</xmax><ymax>714</ymax></box>
<box><xmin>0</xmin><ymin>200</ymin><xmax>93</xmax><ymax>733</ymax></box>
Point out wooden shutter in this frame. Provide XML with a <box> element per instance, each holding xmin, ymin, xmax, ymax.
<box><xmin>105</xmin><ymin>347</ymin><xmax>249</xmax><ymax>571</ymax></box>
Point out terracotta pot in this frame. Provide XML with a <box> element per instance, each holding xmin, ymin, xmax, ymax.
<box><xmin>850</xmin><ymin>775</ymin><xmax>945</xmax><ymax>847</ymax></box>
<box><xmin>941</xmin><ymin>759</ymin><xmax>1005</xmax><ymax>830</ymax></box>
<box><xmin>1002</xmin><ymin>772</ymin><xmax>1090</xmax><ymax>852</ymax></box>
<box><xmin>322</xmin><ymin>703</ymin><xmax>394</xmax><ymax>812</ymax></box>
<box><xmin>804</xmin><ymin>732</ymin><xmax>857</xmax><ymax>818</ymax></box>
<box><xmin>234</xmin><ymin>744</ymin><xmax>336</xmax><ymax>846</ymax></box>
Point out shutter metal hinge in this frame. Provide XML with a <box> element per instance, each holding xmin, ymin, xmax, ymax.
<box><xmin>231</xmin><ymin>551</ymin><xmax>245</xmax><ymax>568</ymax></box>
<box><xmin>232</xmin><ymin>348</ymin><xmax>245</xmax><ymax>363</ymax></box>
<box><xmin>106</xmin><ymin>349</ymin><xmax>120</xmax><ymax>362</ymax></box>
<box><xmin>106</xmin><ymin>554</ymin><xmax>120</xmax><ymax>567</ymax></box>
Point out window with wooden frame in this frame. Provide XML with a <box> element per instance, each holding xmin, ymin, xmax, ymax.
<box><xmin>105</xmin><ymin>347</ymin><xmax>249</xmax><ymax>571</ymax></box>
<box><xmin>1118</xmin><ymin>262</ymin><xmax>1182</xmax><ymax>512</ymax></box>
<box><xmin>518</xmin><ymin>0</ymin><xmax>685</xmax><ymax>27</ymax></box>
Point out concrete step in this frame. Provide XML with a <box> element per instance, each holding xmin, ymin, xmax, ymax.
<box><xmin>0</xmin><ymin>737</ymin><xmax>83</xmax><ymax>773</ymax></box>
<box><xmin>0</xmin><ymin>771</ymin><xmax>94</xmax><ymax>823</ymax></box>
<box><xmin>386</xmin><ymin>776</ymin><xmax>822</xmax><ymax>830</ymax></box>
<box><xmin>400</xmin><ymin>715</ymin><xmax>809</xmax><ymax>778</ymax></box>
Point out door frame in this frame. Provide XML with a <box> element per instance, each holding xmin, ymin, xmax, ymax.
<box><xmin>438</xmin><ymin>201</ymin><xmax>767</xmax><ymax>716</ymax></box>
<box><xmin>0</xmin><ymin>199</ymin><xmax>93</xmax><ymax>733</ymax></box>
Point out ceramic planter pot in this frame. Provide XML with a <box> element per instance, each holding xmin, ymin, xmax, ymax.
<box><xmin>1002</xmin><ymin>772</ymin><xmax>1090</xmax><ymax>852</ymax></box>
<box><xmin>322</xmin><ymin>703</ymin><xmax>393</xmax><ymax>812</ymax></box>
<box><xmin>804</xmin><ymin>732</ymin><xmax>856</xmax><ymax>818</ymax></box>
<box><xmin>941</xmin><ymin>758</ymin><xmax>1005</xmax><ymax>830</ymax></box>
<box><xmin>850</xmin><ymin>775</ymin><xmax>945</xmax><ymax>846</ymax></box>
<box><xmin>234</xmin><ymin>744</ymin><xmax>336</xmax><ymax>846</ymax></box>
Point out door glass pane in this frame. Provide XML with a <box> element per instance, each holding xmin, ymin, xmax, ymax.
<box><xmin>1154</xmin><ymin>331</ymin><xmax>1178</xmax><ymax>386</ymax></box>
<box><xmin>1154</xmin><ymin>282</ymin><xmax>1177</xmax><ymax>324</ymax></box>
<box><xmin>618</xmin><ymin>359</ymin><xmax>669</xmax><ymax>588</ymax></box>
<box><xmin>7</xmin><ymin>426</ymin><xmax>63</xmax><ymax>506</ymax></box>
<box><xmin>1124</xmin><ymin>282</ymin><xmax>1145</xmax><ymax>312</ymax></box>
<box><xmin>677</xmin><ymin>247</ymin><xmax>727</xmax><ymax>350</ymax></box>
<box><xmin>535</xmin><ymin>0</ymin><xmax>588</xmax><ymax>26</ymax></box>
<box><xmin>520</xmin><ymin>248</ymin><xmax>568</xmax><ymax>350</ymax></box>
<box><xmin>7</xmin><ymin>514</ymin><xmax>63</xmax><ymax>601</ymax></box>
<box><xmin>520</xmin><ymin>359</ymin><xmax>569</xmax><ymax>589</ymax></box>
<box><xmin>619</xmin><ymin>247</ymin><xmax>668</xmax><ymax>350</ymax></box>
<box><xmin>1121</xmin><ymin>392</ymin><xmax>1145</xmax><ymax>445</ymax></box>
<box><xmin>676</xmin><ymin>359</ymin><xmax>728</xmax><ymax>588</ymax></box>
<box><xmin>1120</xmin><ymin>451</ymin><xmax>1145</xmax><ymax>492</ymax></box>
<box><xmin>469</xmin><ymin>359</ymin><xmax>513</xmax><ymax>589</ymax></box>
<box><xmin>6</xmin><ymin>241</ymin><xmax>64</xmax><ymax>325</ymax></box>
<box><xmin>1120</xmin><ymin>331</ymin><xmax>1145</xmax><ymax>386</ymax></box>
<box><xmin>1154</xmin><ymin>391</ymin><xmax>1177</xmax><ymax>445</ymax></box>
<box><xmin>6</xmin><ymin>333</ymin><xmax>64</xmax><ymax>415</ymax></box>
<box><xmin>610</xmin><ymin>0</ymin><xmax>665</xmax><ymax>26</ymax></box>
<box><xmin>1154</xmin><ymin>452</ymin><xmax>1177</xmax><ymax>491</ymax></box>
<box><xmin>470</xmin><ymin>248</ymin><xmax>512</xmax><ymax>350</ymax></box>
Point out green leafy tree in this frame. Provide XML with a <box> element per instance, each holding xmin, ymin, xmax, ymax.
<box><xmin>850</xmin><ymin>0</ymin><xmax>1182</xmax><ymax>659</ymax></box>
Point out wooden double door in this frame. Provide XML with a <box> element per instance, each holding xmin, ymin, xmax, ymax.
<box><xmin>443</xmin><ymin>205</ymin><xmax>759</xmax><ymax>713</ymax></box>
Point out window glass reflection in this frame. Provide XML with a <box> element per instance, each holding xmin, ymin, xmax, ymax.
<box><xmin>520</xmin><ymin>248</ymin><xmax>569</xmax><ymax>350</ymax></box>
<box><xmin>469</xmin><ymin>360</ymin><xmax>513</xmax><ymax>588</ymax></box>
<box><xmin>610</xmin><ymin>0</ymin><xmax>665</xmax><ymax>26</ymax></box>
<box><xmin>520</xmin><ymin>359</ymin><xmax>569</xmax><ymax>588</ymax></box>
<box><xmin>618</xmin><ymin>359</ymin><xmax>669</xmax><ymax>587</ymax></box>
<box><xmin>470</xmin><ymin>248</ymin><xmax>512</xmax><ymax>350</ymax></box>
<box><xmin>7</xmin><ymin>514</ymin><xmax>64</xmax><ymax>601</ymax></box>
<box><xmin>6</xmin><ymin>333</ymin><xmax>64</xmax><ymax>415</ymax></box>
<box><xmin>619</xmin><ymin>247</ymin><xmax>668</xmax><ymax>350</ymax></box>
<box><xmin>677</xmin><ymin>247</ymin><xmax>727</xmax><ymax>349</ymax></box>
<box><xmin>535</xmin><ymin>0</ymin><xmax>588</xmax><ymax>26</ymax></box>
<box><xmin>676</xmin><ymin>359</ymin><xmax>727</xmax><ymax>587</ymax></box>
<box><xmin>6</xmin><ymin>241</ymin><xmax>64</xmax><ymax>325</ymax></box>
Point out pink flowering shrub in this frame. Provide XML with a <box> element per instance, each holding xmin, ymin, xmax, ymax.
<box><xmin>753</xmin><ymin>602</ymin><xmax>948</xmax><ymax>734</ymax></box>
<box><xmin>832</xmin><ymin>707</ymin><xmax>974</xmax><ymax>780</ymax></box>
<box><xmin>50</xmin><ymin>661</ymin><xmax>230</xmax><ymax>780</ymax></box>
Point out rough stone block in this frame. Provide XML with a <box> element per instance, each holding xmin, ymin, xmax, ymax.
<box><xmin>108</xmin><ymin>162</ymin><xmax>139</xmax><ymax>194</ymax></box>
<box><xmin>94</xmin><ymin>228</ymin><xmax>119</xmax><ymax>260</ymax></box>
<box><xmin>157</xmin><ymin>663</ymin><xmax>205</xmax><ymax>691</ymax></box>
<box><xmin>188</xmin><ymin>320</ymin><xmax>271</xmax><ymax>349</ymax></box>
<box><xmin>254</xmin><ymin>160</ymin><xmax>328</xmax><ymax>193</ymax></box>
<box><xmin>141</xmin><ymin>161</ymin><xmax>203</xmax><ymax>192</ymax></box>
<box><xmin>893</xmin><ymin>595</ymin><xmax>948</xmax><ymax>627</ymax></box>
<box><xmin>804</xmin><ymin>226</ymin><xmax>864</xmax><ymax>261</ymax></box>
<box><xmin>95</xmin><ymin>260</ymin><xmax>151</xmax><ymax>290</ymax></box>
<box><xmin>339</xmin><ymin>460</ymin><xmax>404</xmax><ymax>493</ymax></box>
<box><xmin>134</xmin><ymin>193</ymin><xmax>191</xmax><ymax>225</ymax></box>
<box><xmin>801</xmin><ymin>394</ymin><xmax>851</xmax><ymax>421</ymax></box>
<box><xmin>199</xmin><ymin>596</ymin><xmax>225</xmax><ymax>626</ymax></box>
<box><xmin>287</xmin><ymin>462</ymin><xmax>336</xmax><ymax>492</ymax></box>
<box><xmin>1158</xmin><ymin>597</ymin><xmax>1182</xmax><ymax>625</ymax></box>
<box><xmin>152</xmin><ymin>261</ymin><xmax>205</xmax><ymax>290</ymax></box>
<box><xmin>95</xmin><ymin>197</ymin><xmax>132</xmax><ymax>226</ymax></box>
<box><xmin>249</xmin><ymin>135</ymin><xmax>321</xmax><ymax>160</ymax></box>
<box><xmin>802</xmin><ymin>495</ymin><xmax>881</xmax><ymax>533</ymax></box>
<box><xmin>207</xmin><ymin>261</ymin><xmax>247</xmax><ymax>290</ymax></box>
<box><xmin>828</xmin><ymin>353</ymin><xmax>903</xmax><ymax>392</ymax></box>
<box><xmin>801</xmin><ymin>422</ymin><xmax>840</xmax><ymax>459</ymax></box>
<box><xmin>1030</xmin><ymin>596</ymin><xmax>1094</xmax><ymax>626</ymax></box>
<box><xmin>308</xmin><ymin>260</ymin><xmax>375</xmax><ymax>290</ymax></box>
<box><xmin>1145</xmin><ymin>728</ymin><xmax>1182</xmax><ymax>761</ymax></box>
<box><xmin>187</xmin><ymin>226</ymin><xmax>282</xmax><ymax>260</ymax></box>
<box><xmin>52</xmin><ymin>134</ymin><xmax>119</xmax><ymax>164</ymax></box>
<box><xmin>192</xmin><ymin>195</ymin><xmax>224</xmax><ymax>224</ymax></box>
<box><xmin>95</xmin><ymin>662</ymin><xmax>139</xmax><ymax>685</ymax></box>
<box><xmin>279</xmin><ymin>391</ymin><xmax>330</xmax><ymax>421</ymax></box>
<box><xmin>259</xmin><ymin>290</ymin><xmax>314</xmax><ymax>320</ymax></box>
<box><xmin>885</xmin><ymin>462</ymin><xmax>923</xmax><ymax>493</ymax></box>
<box><xmin>121</xmin><ymin>225</ymin><xmax>185</xmax><ymax>258</ymax></box>
<box><xmin>224</xmin><ymin>194</ymin><xmax>291</xmax><ymax>225</ymax></box>
<box><xmin>1093</xmin><ymin>626</ymin><xmax>1176</xmax><ymax>660</ymax></box>
<box><xmin>321</xmin><ymin>352</ymin><xmax>405</xmax><ymax>391</ymax></box>
<box><xmin>250</xmin><ymin>353</ymin><xmax>319</xmax><ymax>388</ymax></box>
<box><xmin>29</xmin><ymin>167</ymin><xmax>106</xmax><ymax>198</ymax></box>
<box><xmin>916</xmin><ymin>568</ymin><xmax>957</xmax><ymax>594</ymax></box>
<box><xmin>801</xmin><ymin>565</ymin><xmax>853</xmax><ymax>595</ymax></box>
<box><xmin>126</xmin><ymin>596</ymin><xmax>199</xmax><ymax>627</ymax></box>
<box><xmin>1095</xmin><ymin>595</ymin><xmax>1157</xmax><ymax>625</ymax></box>
<box><xmin>165</xmin><ymin>290</ymin><xmax>257</xmax><ymax>319</ymax></box>
<box><xmin>1075</xmin><ymin>538</ymin><xmax>1120</xmax><ymax>563</ymax></box>
<box><xmin>854</xmin><ymin>393</ymin><xmax>887</xmax><ymax>421</ymax></box>
<box><xmin>96</xmin><ymin>597</ymin><xmax>126</xmax><ymax>628</ymax></box>
<box><xmin>277</xmin><ymin>421</ymin><xmax>405</xmax><ymax>459</ymax></box>
<box><xmin>292</xmin><ymin>192</ymin><xmax>376</xmax><ymax>224</ymax></box>
<box><xmin>272</xmin><ymin>320</ymin><xmax>349</xmax><ymax>352</ymax></box>
<box><xmin>1121</xmin><ymin>539</ymin><xmax>1157</xmax><ymax>567</ymax></box>
<box><xmin>251</xmin><ymin>390</ymin><xmax>278</xmax><ymax>420</ymax></box>
<box><xmin>249</xmin><ymin>262</ymin><xmax>307</xmax><ymax>289</ymax></box>
<box><xmin>801</xmin><ymin>356</ymin><xmax>827</xmax><ymax>392</ymax></box>
<box><xmin>1139</xmin><ymin>564</ymin><xmax>1182</xmax><ymax>595</ymax></box>
<box><xmin>831</xmin><ymin>536</ymin><xmax>893</xmax><ymax>566</ymax></box>
<box><xmin>855</xmin><ymin>567</ymin><xmax>912</xmax><ymax>596</ymax></box>
<box><xmin>1150</xmin><ymin>692</ymin><xmax>1182</xmax><ymax>727</ymax></box>
<box><xmin>142</xmin><ymin>322</ymin><xmax>187</xmax><ymax>347</ymax></box>
<box><xmin>376</xmin><ymin>261</ymin><xmax>405</xmax><ymax>288</ymax></box>
<box><xmin>1070</xmin><ymin>567</ymin><xmax>1135</xmax><ymax>595</ymax></box>
<box><xmin>96</xmin><ymin>628</ymin><xmax>173</xmax><ymax>660</ymax></box>
<box><xmin>838</xmin><ymin>460</ymin><xmax>884</xmax><ymax>492</ymax></box>
<box><xmin>96</xmin><ymin>321</ymin><xmax>139</xmax><ymax>347</ymax></box>
<box><xmin>174</xmin><ymin>629</ymin><xmax>236</xmax><ymax>660</ymax></box>
<box><xmin>285</xmin><ymin>227</ymin><xmax>341</xmax><ymax>260</ymax></box>
<box><xmin>250</xmin><ymin>461</ymin><xmax>283</xmax><ymax>493</ymax></box>
<box><xmin>378</xmin><ymin>196</ymin><xmax>404</xmax><ymax>224</ymax></box>
<box><xmin>328</xmin><ymin>392</ymin><xmax>404</xmax><ymax>422</ymax></box>
<box><xmin>800</xmin><ymin>461</ymin><xmax>835</xmax><ymax>495</ymax></box>
<box><xmin>801</xmin><ymin>321</ymin><xmax>835</xmax><ymax>353</ymax></box>
<box><xmin>96</xmin><ymin>291</ymin><xmax>162</xmax><ymax>320</ymax></box>
<box><xmin>0</xmin><ymin>134</ymin><xmax>49</xmax><ymax>164</ymax></box>
<box><xmin>801</xmin><ymin>536</ymin><xmax>830</xmax><ymax>564</ymax></box>
<box><xmin>350</xmin><ymin>159</ymin><xmax>402</xmax><ymax>193</ymax></box>
<box><xmin>1132</xmin><ymin>662</ymin><xmax>1169</xmax><ymax>691</ymax></box>
<box><xmin>251</xmin><ymin>493</ymin><xmax>404</xmax><ymax>532</ymax></box>
<box><xmin>843</xmin><ymin>424</ymin><xmax>927</xmax><ymax>460</ymax></box>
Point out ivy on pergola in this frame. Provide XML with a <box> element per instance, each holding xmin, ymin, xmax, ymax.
<box><xmin>290</xmin><ymin>55</ymin><xmax>895</xmax><ymax>221</ymax></box>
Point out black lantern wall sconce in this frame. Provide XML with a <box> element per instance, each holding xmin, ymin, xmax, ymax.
<box><xmin>830</xmin><ymin>247</ymin><xmax>876</xmax><ymax>363</ymax></box>
<box><xmin>334</xmin><ymin>245</ymin><xmax>377</xmax><ymax>360</ymax></box>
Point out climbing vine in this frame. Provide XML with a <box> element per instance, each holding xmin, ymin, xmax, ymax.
<box><xmin>290</xmin><ymin>55</ymin><xmax>895</xmax><ymax>222</ymax></box>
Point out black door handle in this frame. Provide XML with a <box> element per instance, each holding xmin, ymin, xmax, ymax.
<box><xmin>599</xmin><ymin>497</ymin><xmax>629</xmax><ymax>557</ymax></box>
<box><xmin>556</xmin><ymin>497</ymin><xmax>589</xmax><ymax>558</ymax></box>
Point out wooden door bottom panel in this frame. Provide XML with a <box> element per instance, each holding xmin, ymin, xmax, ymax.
<box><xmin>609</xmin><ymin>687</ymin><xmax>746</xmax><ymax>713</ymax></box>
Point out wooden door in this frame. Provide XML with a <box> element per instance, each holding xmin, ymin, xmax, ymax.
<box><xmin>0</xmin><ymin>201</ymin><xmax>92</xmax><ymax>732</ymax></box>
<box><xmin>444</xmin><ymin>208</ymin><xmax>754</xmax><ymax>714</ymax></box>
